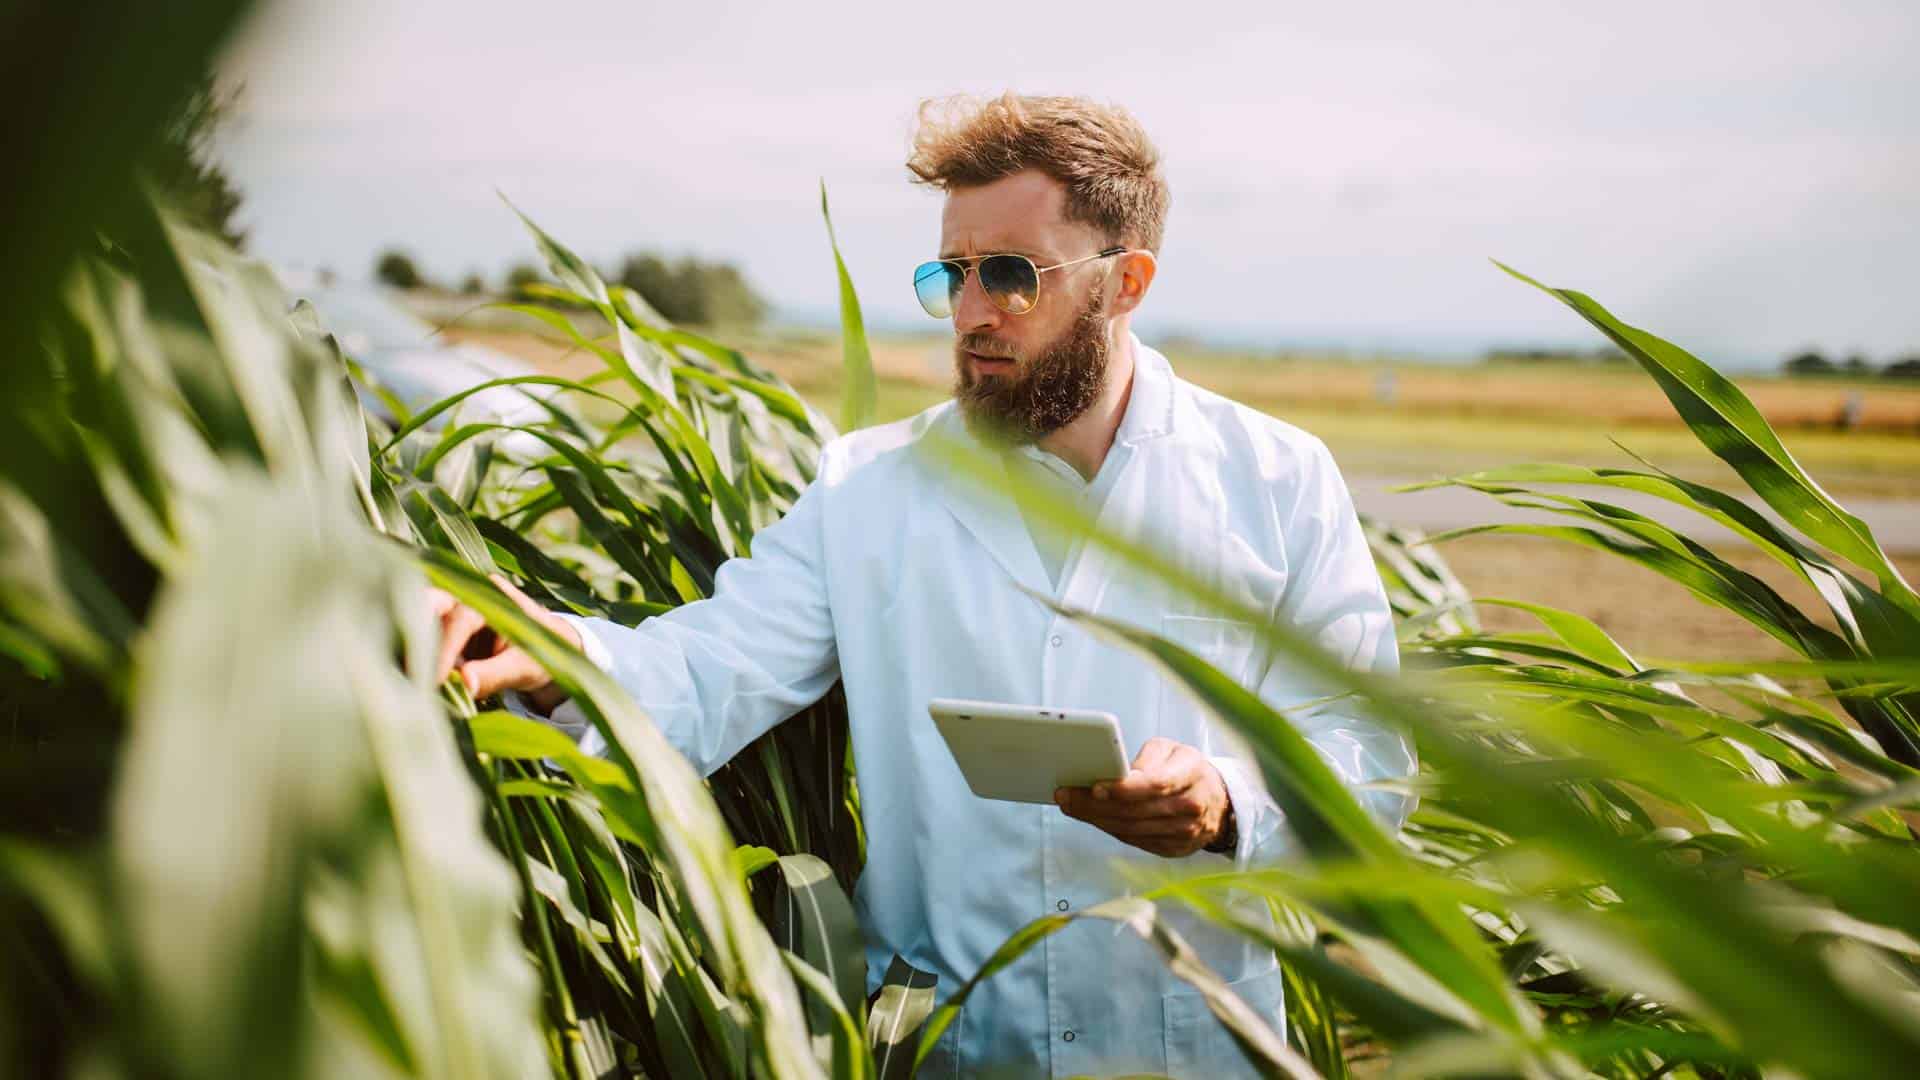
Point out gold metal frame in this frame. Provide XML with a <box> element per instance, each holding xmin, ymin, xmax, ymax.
<box><xmin>914</xmin><ymin>246</ymin><xmax>1129</xmax><ymax>316</ymax></box>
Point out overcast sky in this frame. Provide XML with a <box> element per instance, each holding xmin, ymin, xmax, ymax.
<box><xmin>215</xmin><ymin>0</ymin><xmax>1919</xmax><ymax>367</ymax></box>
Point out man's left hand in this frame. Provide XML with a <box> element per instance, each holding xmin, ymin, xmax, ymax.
<box><xmin>1055</xmin><ymin>737</ymin><xmax>1230</xmax><ymax>858</ymax></box>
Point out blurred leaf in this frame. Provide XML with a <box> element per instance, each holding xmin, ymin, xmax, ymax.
<box><xmin>819</xmin><ymin>182</ymin><xmax>875</xmax><ymax>434</ymax></box>
<box><xmin>113</xmin><ymin>477</ymin><xmax>546</xmax><ymax>1077</ymax></box>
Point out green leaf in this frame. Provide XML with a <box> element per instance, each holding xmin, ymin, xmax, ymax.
<box><xmin>772</xmin><ymin>854</ymin><xmax>867</xmax><ymax>1039</ymax></box>
<box><xmin>1493</xmin><ymin>261</ymin><xmax>1920</xmax><ymax>621</ymax></box>
<box><xmin>819</xmin><ymin>181</ymin><xmax>874</xmax><ymax>434</ymax></box>
<box><xmin>915</xmin><ymin>896</ymin><xmax>1319</xmax><ymax>1079</ymax></box>
<box><xmin>866</xmin><ymin>955</ymin><xmax>938</xmax><ymax>1080</ymax></box>
<box><xmin>112</xmin><ymin>477</ymin><xmax>546</xmax><ymax>1078</ymax></box>
<box><xmin>1475</xmin><ymin>598</ymin><xmax>1639</xmax><ymax>673</ymax></box>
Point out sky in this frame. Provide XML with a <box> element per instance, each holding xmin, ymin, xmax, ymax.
<box><xmin>215</xmin><ymin>0</ymin><xmax>1920</xmax><ymax>368</ymax></box>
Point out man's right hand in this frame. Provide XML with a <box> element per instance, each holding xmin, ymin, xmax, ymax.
<box><xmin>429</xmin><ymin>574</ymin><xmax>583</xmax><ymax>714</ymax></box>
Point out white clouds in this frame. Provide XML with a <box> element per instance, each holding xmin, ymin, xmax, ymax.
<box><xmin>217</xmin><ymin>0</ymin><xmax>1920</xmax><ymax>363</ymax></box>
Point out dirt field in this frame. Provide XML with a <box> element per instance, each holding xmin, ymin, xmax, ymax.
<box><xmin>689</xmin><ymin>329</ymin><xmax>1920</xmax><ymax>497</ymax></box>
<box><xmin>443</xmin><ymin>319</ymin><xmax>1920</xmax><ymax>664</ymax></box>
<box><xmin>1439</xmin><ymin>532</ymin><xmax>1920</xmax><ymax>664</ymax></box>
<box><xmin>1168</xmin><ymin>349</ymin><xmax>1920</xmax><ymax>434</ymax></box>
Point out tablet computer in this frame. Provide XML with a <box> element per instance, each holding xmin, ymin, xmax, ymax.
<box><xmin>928</xmin><ymin>697</ymin><xmax>1129</xmax><ymax>804</ymax></box>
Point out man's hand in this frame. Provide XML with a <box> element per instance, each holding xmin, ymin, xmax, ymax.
<box><xmin>1054</xmin><ymin>737</ymin><xmax>1232</xmax><ymax>858</ymax></box>
<box><xmin>428</xmin><ymin>574</ymin><xmax>583</xmax><ymax>713</ymax></box>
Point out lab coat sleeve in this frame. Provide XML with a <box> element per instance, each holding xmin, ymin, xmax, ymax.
<box><xmin>1211</xmin><ymin>438</ymin><xmax>1417</xmax><ymax>866</ymax></box>
<box><xmin>534</xmin><ymin>449</ymin><xmax>841</xmax><ymax>776</ymax></box>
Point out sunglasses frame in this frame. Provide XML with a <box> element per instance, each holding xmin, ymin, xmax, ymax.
<box><xmin>914</xmin><ymin>246</ymin><xmax>1129</xmax><ymax>318</ymax></box>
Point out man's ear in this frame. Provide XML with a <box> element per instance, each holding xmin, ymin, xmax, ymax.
<box><xmin>1109</xmin><ymin>250</ymin><xmax>1158</xmax><ymax>316</ymax></box>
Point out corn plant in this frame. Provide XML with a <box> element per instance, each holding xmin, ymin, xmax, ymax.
<box><xmin>924</xmin><ymin>271</ymin><xmax>1920</xmax><ymax>1078</ymax></box>
<box><xmin>1</xmin><ymin>202</ymin><xmax>553</xmax><ymax>1077</ymax></box>
<box><xmin>7</xmin><ymin>3</ymin><xmax>1917</xmax><ymax>1070</ymax></box>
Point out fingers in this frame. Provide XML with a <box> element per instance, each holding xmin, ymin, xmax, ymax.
<box><xmin>489</xmin><ymin>573</ymin><xmax>542</xmax><ymax>618</ymax></box>
<box><xmin>435</xmin><ymin>600</ymin><xmax>490</xmax><ymax>685</ymax></box>
<box><xmin>1131</xmin><ymin>737</ymin><xmax>1179</xmax><ymax>774</ymax></box>
<box><xmin>459</xmin><ymin>648</ymin><xmax>551</xmax><ymax>701</ymax></box>
<box><xmin>430</xmin><ymin>577</ymin><xmax>575</xmax><ymax>697</ymax></box>
<box><xmin>1103</xmin><ymin>817</ymin><xmax>1211</xmax><ymax>839</ymax></box>
<box><xmin>1052</xmin><ymin>790</ymin><xmax>1214</xmax><ymax>857</ymax></box>
<box><xmin>1092</xmin><ymin>738</ymin><xmax>1198</xmax><ymax>802</ymax></box>
<box><xmin>490</xmin><ymin>574</ymin><xmax>581</xmax><ymax>650</ymax></box>
<box><xmin>1056</xmin><ymin>787</ymin><xmax>1203</xmax><ymax>822</ymax></box>
<box><xmin>1055</xmin><ymin>738</ymin><xmax>1225</xmax><ymax>858</ymax></box>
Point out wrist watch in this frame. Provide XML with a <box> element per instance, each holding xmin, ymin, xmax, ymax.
<box><xmin>1203</xmin><ymin>802</ymin><xmax>1237</xmax><ymax>855</ymax></box>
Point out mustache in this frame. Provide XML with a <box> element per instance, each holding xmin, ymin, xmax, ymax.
<box><xmin>956</xmin><ymin>337</ymin><xmax>1017</xmax><ymax>360</ymax></box>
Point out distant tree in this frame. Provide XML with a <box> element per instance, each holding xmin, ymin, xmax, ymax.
<box><xmin>143</xmin><ymin>75</ymin><xmax>247</xmax><ymax>248</ymax></box>
<box><xmin>459</xmin><ymin>271</ymin><xmax>486</xmax><ymax>295</ymax></box>
<box><xmin>1842</xmin><ymin>353</ymin><xmax>1874</xmax><ymax>375</ymax></box>
<box><xmin>1784</xmin><ymin>350</ymin><xmax>1835</xmax><ymax>377</ymax></box>
<box><xmin>1481</xmin><ymin>346</ymin><xmax>1631</xmax><ymax>366</ymax></box>
<box><xmin>504</xmin><ymin>263</ymin><xmax>545</xmax><ymax>298</ymax></box>
<box><xmin>689</xmin><ymin>260</ymin><xmax>769</xmax><ymax>326</ymax></box>
<box><xmin>615</xmin><ymin>254</ymin><xmax>695</xmax><ymax>318</ymax></box>
<box><xmin>1482</xmin><ymin>347</ymin><xmax>1558</xmax><ymax>365</ymax></box>
<box><xmin>613</xmin><ymin>252</ymin><xmax>768</xmax><ymax>326</ymax></box>
<box><xmin>1885</xmin><ymin>355</ymin><xmax>1920</xmax><ymax>380</ymax></box>
<box><xmin>374</xmin><ymin>250</ymin><xmax>427</xmax><ymax>290</ymax></box>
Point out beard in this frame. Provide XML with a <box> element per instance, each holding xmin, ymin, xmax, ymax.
<box><xmin>952</xmin><ymin>289</ymin><xmax>1111</xmax><ymax>445</ymax></box>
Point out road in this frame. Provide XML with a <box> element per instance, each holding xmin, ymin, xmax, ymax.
<box><xmin>1347</xmin><ymin>473</ymin><xmax>1920</xmax><ymax>554</ymax></box>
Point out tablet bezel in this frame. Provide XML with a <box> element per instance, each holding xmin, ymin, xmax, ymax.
<box><xmin>928</xmin><ymin>697</ymin><xmax>1129</xmax><ymax>804</ymax></box>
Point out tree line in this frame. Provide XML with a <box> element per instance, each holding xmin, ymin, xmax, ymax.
<box><xmin>373</xmin><ymin>248</ymin><xmax>769</xmax><ymax>328</ymax></box>
<box><xmin>1783</xmin><ymin>349</ymin><xmax>1920</xmax><ymax>379</ymax></box>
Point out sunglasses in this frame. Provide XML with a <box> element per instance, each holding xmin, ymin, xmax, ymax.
<box><xmin>912</xmin><ymin>246</ymin><xmax>1127</xmax><ymax>318</ymax></box>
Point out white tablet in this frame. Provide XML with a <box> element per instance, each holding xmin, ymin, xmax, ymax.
<box><xmin>928</xmin><ymin>697</ymin><xmax>1129</xmax><ymax>804</ymax></box>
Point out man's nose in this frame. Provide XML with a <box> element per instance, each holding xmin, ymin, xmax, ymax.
<box><xmin>952</xmin><ymin>266</ymin><xmax>1001</xmax><ymax>335</ymax></box>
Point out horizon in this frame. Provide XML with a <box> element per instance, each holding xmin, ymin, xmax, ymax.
<box><xmin>216</xmin><ymin>0</ymin><xmax>1920</xmax><ymax>369</ymax></box>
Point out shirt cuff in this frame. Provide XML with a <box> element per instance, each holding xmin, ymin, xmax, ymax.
<box><xmin>554</xmin><ymin>613</ymin><xmax>614</xmax><ymax>672</ymax></box>
<box><xmin>555</xmin><ymin>614</ymin><xmax>613</xmax><ymax>756</ymax></box>
<box><xmin>500</xmin><ymin>614</ymin><xmax>613</xmax><ymax>757</ymax></box>
<box><xmin>1208</xmin><ymin>754</ymin><xmax>1283</xmax><ymax>866</ymax></box>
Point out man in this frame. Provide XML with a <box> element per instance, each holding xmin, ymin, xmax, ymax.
<box><xmin>434</xmin><ymin>93</ymin><xmax>1415</xmax><ymax>1077</ymax></box>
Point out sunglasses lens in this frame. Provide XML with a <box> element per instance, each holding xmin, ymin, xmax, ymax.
<box><xmin>913</xmin><ymin>261</ymin><xmax>957</xmax><ymax>318</ymax></box>
<box><xmin>979</xmin><ymin>255</ymin><xmax>1039</xmax><ymax>314</ymax></box>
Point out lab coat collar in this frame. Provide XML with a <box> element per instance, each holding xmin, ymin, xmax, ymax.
<box><xmin>922</xmin><ymin>332</ymin><xmax>1183</xmax><ymax>598</ymax></box>
<box><xmin>1114</xmin><ymin>334</ymin><xmax>1177</xmax><ymax>447</ymax></box>
<box><xmin>943</xmin><ymin>332</ymin><xmax>1180</xmax><ymax>456</ymax></box>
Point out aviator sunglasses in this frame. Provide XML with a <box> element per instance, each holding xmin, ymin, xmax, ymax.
<box><xmin>912</xmin><ymin>247</ymin><xmax>1127</xmax><ymax>318</ymax></box>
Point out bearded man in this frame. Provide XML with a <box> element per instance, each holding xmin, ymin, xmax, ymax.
<box><xmin>434</xmin><ymin>93</ymin><xmax>1415</xmax><ymax>1077</ymax></box>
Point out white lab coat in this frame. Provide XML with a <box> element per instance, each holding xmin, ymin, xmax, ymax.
<box><xmin>552</xmin><ymin>338</ymin><xmax>1415</xmax><ymax>1077</ymax></box>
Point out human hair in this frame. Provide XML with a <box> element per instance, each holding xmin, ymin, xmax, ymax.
<box><xmin>906</xmin><ymin>92</ymin><xmax>1170</xmax><ymax>254</ymax></box>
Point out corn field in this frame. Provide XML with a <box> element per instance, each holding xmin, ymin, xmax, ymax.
<box><xmin>5</xmin><ymin>7</ymin><xmax>1920</xmax><ymax>1078</ymax></box>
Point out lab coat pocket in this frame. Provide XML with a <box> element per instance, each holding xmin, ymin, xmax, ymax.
<box><xmin>1154</xmin><ymin>614</ymin><xmax>1260</xmax><ymax>746</ymax></box>
<box><xmin>868</xmin><ymin>976</ymin><xmax>961</xmax><ymax>1078</ymax></box>
<box><xmin>1162</xmin><ymin>964</ymin><xmax>1285</xmax><ymax>1076</ymax></box>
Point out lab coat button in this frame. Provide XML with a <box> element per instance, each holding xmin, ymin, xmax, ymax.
<box><xmin>1062</xmin><ymin>1030</ymin><xmax>1075</xmax><ymax>1042</ymax></box>
<box><xmin>1049</xmin><ymin>634</ymin><xmax>1063</xmax><ymax>647</ymax></box>
<box><xmin>1056</xmin><ymin>899</ymin><xmax>1069</xmax><ymax>911</ymax></box>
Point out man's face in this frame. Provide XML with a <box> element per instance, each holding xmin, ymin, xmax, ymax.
<box><xmin>939</xmin><ymin>170</ymin><xmax>1117</xmax><ymax>443</ymax></box>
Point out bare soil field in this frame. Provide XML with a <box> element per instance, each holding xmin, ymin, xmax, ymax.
<box><xmin>1171</xmin><ymin>350</ymin><xmax>1920</xmax><ymax>434</ymax></box>
<box><xmin>695</xmin><ymin>329</ymin><xmax>1920</xmax><ymax>496</ymax></box>
<box><xmin>444</xmin><ymin>321</ymin><xmax>1920</xmax><ymax>659</ymax></box>
<box><xmin>1439</xmin><ymin>532</ymin><xmax>1920</xmax><ymax>664</ymax></box>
